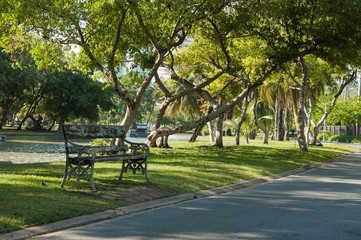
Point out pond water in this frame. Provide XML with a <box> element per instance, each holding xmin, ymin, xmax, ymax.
<box><xmin>0</xmin><ymin>133</ymin><xmax>194</xmax><ymax>164</ymax></box>
<box><xmin>0</xmin><ymin>135</ymin><xmax>65</xmax><ymax>164</ymax></box>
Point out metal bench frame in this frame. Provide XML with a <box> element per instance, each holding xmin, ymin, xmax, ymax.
<box><xmin>60</xmin><ymin>124</ymin><xmax>150</xmax><ymax>192</ymax></box>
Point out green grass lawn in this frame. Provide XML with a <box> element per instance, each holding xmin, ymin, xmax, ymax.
<box><xmin>0</xmin><ymin>137</ymin><xmax>357</xmax><ymax>233</ymax></box>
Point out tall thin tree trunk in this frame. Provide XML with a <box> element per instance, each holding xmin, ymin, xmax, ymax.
<box><xmin>253</xmin><ymin>91</ymin><xmax>269</xmax><ymax>144</ymax></box>
<box><xmin>297</xmin><ymin>56</ymin><xmax>308</xmax><ymax>151</ymax></box>
<box><xmin>48</xmin><ymin>119</ymin><xmax>56</xmax><ymax>131</ymax></box>
<box><xmin>310</xmin><ymin>127</ymin><xmax>320</xmax><ymax>145</ymax></box>
<box><xmin>10</xmin><ymin>112</ymin><xmax>16</xmax><ymax>127</ymax></box>
<box><xmin>274</xmin><ymin>97</ymin><xmax>284</xmax><ymax>141</ymax></box>
<box><xmin>214</xmin><ymin>114</ymin><xmax>224</xmax><ymax>147</ymax></box>
<box><xmin>148</xmin><ymin>99</ymin><xmax>171</xmax><ymax>147</ymax></box>
<box><xmin>207</xmin><ymin>122</ymin><xmax>214</xmax><ymax>142</ymax></box>
<box><xmin>159</xmin><ymin>136</ymin><xmax>164</xmax><ymax>147</ymax></box>
<box><xmin>189</xmin><ymin>122</ymin><xmax>205</xmax><ymax>142</ymax></box>
<box><xmin>283</xmin><ymin>99</ymin><xmax>290</xmax><ymax>141</ymax></box>
<box><xmin>305</xmin><ymin>90</ymin><xmax>313</xmax><ymax>145</ymax></box>
<box><xmin>164</xmin><ymin>135</ymin><xmax>170</xmax><ymax>148</ymax></box>
<box><xmin>190</xmin><ymin>107</ymin><xmax>212</xmax><ymax>143</ymax></box>
<box><xmin>235</xmin><ymin>98</ymin><xmax>249</xmax><ymax>145</ymax></box>
<box><xmin>291</xmin><ymin>89</ymin><xmax>299</xmax><ymax>130</ymax></box>
<box><xmin>17</xmin><ymin>116</ymin><xmax>30</xmax><ymax>130</ymax></box>
<box><xmin>57</xmin><ymin>108</ymin><xmax>69</xmax><ymax>132</ymax></box>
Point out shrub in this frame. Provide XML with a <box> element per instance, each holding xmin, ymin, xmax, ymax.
<box><xmin>318</xmin><ymin>134</ymin><xmax>361</xmax><ymax>143</ymax></box>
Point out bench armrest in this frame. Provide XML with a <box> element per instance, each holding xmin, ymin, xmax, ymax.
<box><xmin>124</xmin><ymin>139</ymin><xmax>149</xmax><ymax>156</ymax></box>
<box><xmin>66</xmin><ymin>140</ymin><xmax>92</xmax><ymax>156</ymax></box>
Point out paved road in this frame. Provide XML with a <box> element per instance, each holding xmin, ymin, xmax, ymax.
<box><xmin>34</xmin><ymin>151</ymin><xmax>361</xmax><ymax>240</ymax></box>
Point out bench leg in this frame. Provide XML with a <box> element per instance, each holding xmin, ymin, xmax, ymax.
<box><xmin>89</xmin><ymin>161</ymin><xmax>97</xmax><ymax>192</ymax></box>
<box><xmin>144</xmin><ymin>158</ymin><xmax>151</xmax><ymax>183</ymax></box>
<box><xmin>118</xmin><ymin>160</ymin><xmax>126</xmax><ymax>182</ymax></box>
<box><xmin>60</xmin><ymin>160</ymin><xmax>70</xmax><ymax>188</ymax></box>
<box><xmin>118</xmin><ymin>159</ymin><xmax>151</xmax><ymax>183</ymax></box>
<box><xmin>60</xmin><ymin>160</ymin><xmax>97</xmax><ymax>192</ymax></box>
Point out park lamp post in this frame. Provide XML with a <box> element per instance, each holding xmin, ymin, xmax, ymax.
<box><xmin>323</xmin><ymin>91</ymin><xmax>328</xmax><ymax>143</ymax></box>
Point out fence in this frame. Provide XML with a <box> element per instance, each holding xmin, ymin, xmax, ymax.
<box><xmin>321</xmin><ymin>125</ymin><xmax>361</xmax><ymax>136</ymax></box>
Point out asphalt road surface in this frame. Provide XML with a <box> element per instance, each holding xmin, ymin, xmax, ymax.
<box><xmin>34</xmin><ymin>151</ymin><xmax>361</xmax><ymax>240</ymax></box>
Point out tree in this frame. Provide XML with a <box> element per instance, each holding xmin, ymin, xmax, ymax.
<box><xmin>309</xmin><ymin>70</ymin><xmax>357</xmax><ymax>145</ymax></box>
<box><xmin>252</xmin><ymin>90</ymin><xmax>270</xmax><ymax>144</ymax></box>
<box><xmin>0</xmin><ymin>0</ymin><xmax>228</xmax><ymax>135</ymax></box>
<box><xmin>41</xmin><ymin>70</ymin><xmax>115</xmax><ymax>130</ymax></box>
<box><xmin>16</xmin><ymin>68</ymin><xmax>50</xmax><ymax>130</ymax></box>
<box><xmin>224</xmin><ymin>97</ymin><xmax>252</xmax><ymax>145</ymax></box>
<box><xmin>247</xmin><ymin>0</ymin><xmax>361</xmax><ymax>151</ymax></box>
<box><xmin>0</xmin><ymin>50</ymin><xmax>35</xmax><ymax>128</ymax></box>
<box><xmin>327</xmin><ymin>96</ymin><xmax>361</xmax><ymax>126</ymax></box>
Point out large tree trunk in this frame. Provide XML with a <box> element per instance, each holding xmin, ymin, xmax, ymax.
<box><xmin>121</xmin><ymin>106</ymin><xmax>138</xmax><ymax>131</ymax></box>
<box><xmin>310</xmin><ymin>126</ymin><xmax>320</xmax><ymax>145</ymax></box>
<box><xmin>116</xmin><ymin>106</ymin><xmax>139</xmax><ymax>145</ymax></box>
<box><xmin>297</xmin><ymin>56</ymin><xmax>308</xmax><ymax>151</ymax></box>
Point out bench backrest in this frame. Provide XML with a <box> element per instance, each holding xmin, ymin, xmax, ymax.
<box><xmin>62</xmin><ymin>125</ymin><xmax>125</xmax><ymax>139</ymax></box>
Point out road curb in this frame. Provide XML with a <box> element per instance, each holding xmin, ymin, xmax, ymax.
<box><xmin>1</xmin><ymin>149</ymin><xmax>360</xmax><ymax>240</ymax></box>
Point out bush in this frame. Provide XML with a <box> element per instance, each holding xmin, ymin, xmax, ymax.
<box><xmin>91</xmin><ymin>138</ymin><xmax>111</xmax><ymax>147</ymax></box>
<box><xmin>90</xmin><ymin>138</ymin><xmax>112</xmax><ymax>155</ymax></box>
<box><xmin>318</xmin><ymin>134</ymin><xmax>361</xmax><ymax>143</ymax></box>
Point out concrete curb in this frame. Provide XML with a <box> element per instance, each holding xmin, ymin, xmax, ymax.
<box><xmin>1</xmin><ymin>149</ymin><xmax>360</xmax><ymax>240</ymax></box>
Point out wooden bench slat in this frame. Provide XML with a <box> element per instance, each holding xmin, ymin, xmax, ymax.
<box><xmin>68</xmin><ymin>154</ymin><xmax>147</xmax><ymax>162</ymax></box>
<box><xmin>63</xmin><ymin>125</ymin><xmax>125</xmax><ymax>139</ymax></box>
<box><xmin>67</xmin><ymin>145</ymin><xmax>129</xmax><ymax>154</ymax></box>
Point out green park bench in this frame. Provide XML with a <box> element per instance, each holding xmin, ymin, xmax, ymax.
<box><xmin>60</xmin><ymin>124</ymin><xmax>150</xmax><ymax>192</ymax></box>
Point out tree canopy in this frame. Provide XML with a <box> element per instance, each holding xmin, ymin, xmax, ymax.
<box><xmin>1</xmin><ymin>0</ymin><xmax>361</xmax><ymax>150</ymax></box>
